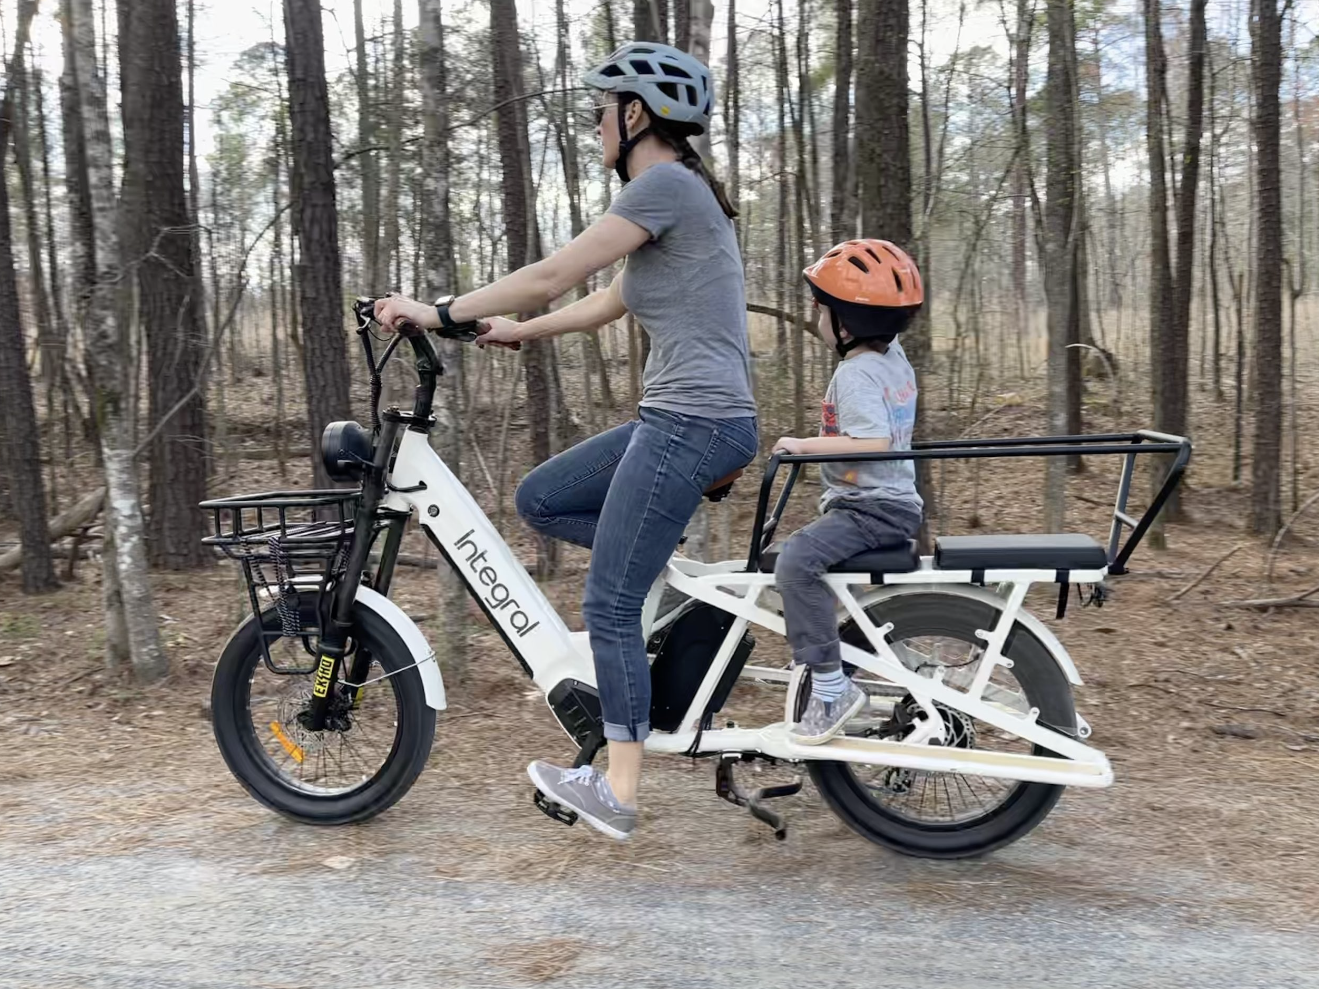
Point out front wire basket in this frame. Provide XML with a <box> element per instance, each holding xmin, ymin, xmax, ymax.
<box><xmin>202</xmin><ymin>490</ymin><xmax>365</xmax><ymax>673</ymax></box>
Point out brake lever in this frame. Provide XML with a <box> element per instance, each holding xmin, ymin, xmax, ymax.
<box><xmin>353</xmin><ymin>296</ymin><xmax>377</xmax><ymax>331</ymax></box>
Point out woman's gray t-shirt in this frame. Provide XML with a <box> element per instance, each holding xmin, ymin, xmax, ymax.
<box><xmin>607</xmin><ymin>162</ymin><xmax>756</xmax><ymax>419</ymax></box>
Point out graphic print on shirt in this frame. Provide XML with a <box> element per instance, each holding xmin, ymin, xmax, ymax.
<box><xmin>821</xmin><ymin>400</ymin><xmax>839</xmax><ymax>436</ymax></box>
<box><xmin>885</xmin><ymin>379</ymin><xmax>918</xmax><ymax>451</ymax></box>
<box><xmin>820</xmin><ymin>399</ymin><xmax>858</xmax><ymax>482</ymax></box>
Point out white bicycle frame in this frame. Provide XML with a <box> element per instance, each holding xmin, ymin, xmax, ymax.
<box><xmin>374</xmin><ymin>426</ymin><xmax>1115</xmax><ymax>791</ymax></box>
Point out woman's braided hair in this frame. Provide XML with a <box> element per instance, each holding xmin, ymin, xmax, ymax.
<box><xmin>619</xmin><ymin>91</ymin><xmax>738</xmax><ymax>220</ymax></box>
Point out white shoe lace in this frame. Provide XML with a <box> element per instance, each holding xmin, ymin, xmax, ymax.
<box><xmin>559</xmin><ymin>766</ymin><xmax>596</xmax><ymax>784</ymax></box>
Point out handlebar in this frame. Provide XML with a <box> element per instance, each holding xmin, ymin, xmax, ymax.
<box><xmin>351</xmin><ymin>295</ymin><xmax>488</xmax><ymax>432</ymax></box>
<box><xmin>351</xmin><ymin>296</ymin><xmax>486</xmax><ymax>343</ymax></box>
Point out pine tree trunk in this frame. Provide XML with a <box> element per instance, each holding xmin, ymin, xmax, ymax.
<box><xmin>284</xmin><ymin>0</ymin><xmax>353</xmax><ymax>489</ymax></box>
<box><xmin>774</xmin><ymin>0</ymin><xmax>789</xmax><ymax>360</ymax></box>
<box><xmin>0</xmin><ymin>1</ymin><xmax>58</xmax><ymax>594</ymax></box>
<box><xmin>856</xmin><ymin>0</ymin><xmax>930</xmax><ymax>538</ymax></box>
<box><xmin>688</xmin><ymin>0</ymin><xmax>714</xmax><ymax>160</ymax></box>
<box><xmin>1043</xmin><ymin>0</ymin><xmax>1080</xmax><ymax>532</ymax></box>
<box><xmin>634</xmin><ymin>0</ymin><xmax>669</xmax><ymax>41</ymax></box>
<box><xmin>491</xmin><ymin>0</ymin><xmax>555</xmax><ymax>576</ymax></box>
<box><xmin>382</xmin><ymin>0</ymin><xmax>404</xmax><ymax>290</ymax></box>
<box><xmin>67</xmin><ymin>0</ymin><xmax>168</xmax><ymax>678</ymax></box>
<box><xmin>1162</xmin><ymin>0</ymin><xmax>1207</xmax><ymax>516</ymax></box>
<box><xmin>830</xmin><ymin>0</ymin><xmax>853</xmax><ymax>243</ymax></box>
<box><xmin>14</xmin><ymin>58</ymin><xmax>56</xmax><ymax>447</ymax></box>
<box><xmin>119</xmin><ymin>0</ymin><xmax>210</xmax><ymax>570</ymax></box>
<box><xmin>1012</xmin><ymin>0</ymin><xmax>1030</xmax><ymax>376</ymax></box>
<box><xmin>1250</xmin><ymin>0</ymin><xmax>1283</xmax><ymax>533</ymax></box>
<box><xmin>1143</xmin><ymin>0</ymin><xmax>1174</xmax><ymax>544</ymax></box>
<box><xmin>674</xmin><ymin>0</ymin><xmax>691</xmax><ymax>49</ymax></box>
<box><xmin>418</xmin><ymin>0</ymin><xmax>469</xmax><ymax>681</ymax></box>
<box><xmin>724</xmin><ymin>0</ymin><xmax>740</xmax><ymax>228</ymax></box>
<box><xmin>855</xmin><ymin>0</ymin><xmax>911</xmax><ymax>247</ymax></box>
<box><xmin>354</xmin><ymin>0</ymin><xmax>381</xmax><ymax>289</ymax></box>
<box><xmin>34</xmin><ymin>65</ymin><xmax>75</xmax><ymax>470</ymax></box>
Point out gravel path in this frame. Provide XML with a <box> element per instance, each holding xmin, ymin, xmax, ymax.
<box><xmin>2</xmin><ymin>763</ymin><xmax>1313</xmax><ymax>989</ymax></box>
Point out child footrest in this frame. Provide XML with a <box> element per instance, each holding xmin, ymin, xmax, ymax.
<box><xmin>934</xmin><ymin>534</ymin><xmax>1107</xmax><ymax>571</ymax></box>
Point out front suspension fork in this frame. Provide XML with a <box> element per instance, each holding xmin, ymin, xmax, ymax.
<box><xmin>303</xmin><ymin>420</ymin><xmax>401</xmax><ymax>731</ymax></box>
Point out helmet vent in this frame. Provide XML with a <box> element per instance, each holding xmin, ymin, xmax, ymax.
<box><xmin>847</xmin><ymin>256</ymin><xmax>870</xmax><ymax>273</ymax></box>
<box><xmin>880</xmin><ymin>243</ymin><xmax>901</xmax><ymax>260</ymax></box>
<box><xmin>863</xmin><ymin>246</ymin><xmax>883</xmax><ymax>264</ymax></box>
<box><xmin>892</xmin><ymin>270</ymin><xmax>904</xmax><ymax>292</ymax></box>
<box><xmin>661</xmin><ymin>63</ymin><xmax>692</xmax><ymax>78</ymax></box>
<box><xmin>629</xmin><ymin>58</ymin><xmax>656</xmax><ymax>75</ymax></box>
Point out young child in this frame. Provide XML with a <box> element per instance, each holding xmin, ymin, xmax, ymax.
<box><xmin>773</xmin><ymin>239</ymin><xmax>925</xmax><ymax>744</ymax></box>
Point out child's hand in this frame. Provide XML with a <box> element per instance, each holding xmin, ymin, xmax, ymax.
<box><xmin>773</xmin><ymin>436</ymin><xmax>807</xmax><ymax>455</ymax></box>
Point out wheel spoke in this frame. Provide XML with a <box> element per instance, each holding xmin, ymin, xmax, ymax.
<box><xmin>244</xmin><ymin>648</ymin><xmax>402</xmax><ymax>797</ymax></box>
<box><xmin>841</xmin><ymin>625</ymin><xmax>1046</xmax><ymax>827</ymax></box>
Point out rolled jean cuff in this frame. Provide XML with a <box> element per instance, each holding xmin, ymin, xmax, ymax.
<box><xmin>792</xmin><ymin>638</ymin><xmax>842</xmax><ymax>669</ymax></box>
<box><xmin>604</xmin><ymin>719</ymin><xmax>650</xmax><ymax>743</ymax></box>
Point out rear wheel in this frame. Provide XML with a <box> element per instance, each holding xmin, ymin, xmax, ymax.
<box><xmin>807</xmin><ymin>593</ymin><xmax>1075</xmax><ymax>858</ymax></box>
<box><xmin>210</xmin><ymin>597</ymin><xmax>435</xmax><ymax>824</ymax></box>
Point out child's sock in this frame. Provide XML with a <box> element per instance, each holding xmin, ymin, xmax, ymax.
<box><xmin>811</xmin><ymin>665</ymin><xmax>848</xmax><ymax>702</ymax></box>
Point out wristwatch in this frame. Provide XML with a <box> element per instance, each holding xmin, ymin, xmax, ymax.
<box><xmin>434</xmin><ymin>294</ymin><xmax>458</xmax><ymax>329</ymax></box>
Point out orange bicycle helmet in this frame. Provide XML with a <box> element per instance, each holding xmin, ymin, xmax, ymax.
<box><xmin>803</xmin><ymin>239</ymin><xmax>923</xmax><ymax>356</ymax></box>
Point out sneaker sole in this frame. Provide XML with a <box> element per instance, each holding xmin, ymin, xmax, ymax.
<box><xmin>526</xmin><ymin>763</ymin><xmax>633</xmax><ymax>841</ymax></box>
<box><xmin>788</xmin><ymin>690</ymin><xmax>868</xmax><ymax>746</ymax></box>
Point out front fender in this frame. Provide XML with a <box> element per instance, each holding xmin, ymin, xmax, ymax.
<box><xmin>852</xmin><ymin>583</ymin><xmax>1084</xmax><ymax>686</ymax></box>
<box><xmin>355</xmin><ymin>585</ymin><xmax>447</xmax><ymax>710</ymax></box>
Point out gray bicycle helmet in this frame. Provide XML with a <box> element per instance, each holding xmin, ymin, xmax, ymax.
<box><xmin>582</xmin><ymin>42</ymin><xmax>713</xmax><ymax>182</ymax></box>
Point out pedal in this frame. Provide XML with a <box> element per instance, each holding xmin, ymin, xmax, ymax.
<box><xmin>715</xmin><ymin>756</ymin><xmax>801</xmax><ymax>841</ymax></box>
<box><xmin>533</xmin><ymin>788</ymin><xmax>578</xmax><ymax>827</ymax></box>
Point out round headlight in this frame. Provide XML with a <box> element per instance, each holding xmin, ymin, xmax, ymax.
<box><xmin>320</xmin><ymin>421</ymin><xmax>373</xmax><ymax>482</ymax></box>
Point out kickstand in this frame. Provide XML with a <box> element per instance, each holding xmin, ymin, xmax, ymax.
<box><xmin>715</xmin><ymin>755</ymin><xmax>801</xmax><ymax>840</ymax></box>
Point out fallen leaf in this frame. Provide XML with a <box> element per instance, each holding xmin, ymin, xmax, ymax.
<box><xmin>0</xmin><ymin>657</ymin><xmax>15</xmax><ymax>667</ymax></box>
<box><xmin>323</xmin><ymin>856</ymin><xmax>355</xmax><ymax>870</ymax></box>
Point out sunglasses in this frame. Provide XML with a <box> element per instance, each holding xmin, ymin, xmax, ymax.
<box><xmin>590</xmin><ymin>102</ymin><xmax>614</xmax><ymax>126</ymax></box>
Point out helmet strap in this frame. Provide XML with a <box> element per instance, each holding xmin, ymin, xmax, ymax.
<box><xmin>830</xmin><ymin>309</ymin><xmax>862</xmax><ymax>359</ymax></box>
<box><xmin>614</xmin><ymin>100</ymin><xmax>652</xmax><ymax>183</ymax></box>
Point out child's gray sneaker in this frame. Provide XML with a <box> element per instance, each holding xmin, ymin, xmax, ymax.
<box><xmin>527</xmin><ymin>761</ymin><xmax>637</xmax><ymax>840</ymax></box>
<box><xmin>789</xmin><ymin>678</ymin><xmax>867</xmax><ymax>745</ymax></box>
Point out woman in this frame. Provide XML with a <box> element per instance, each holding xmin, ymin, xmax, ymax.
<box><xmin>375</xmin><ymin>42</ymin><xmax>756</xmax><ymax>840</ymax></box>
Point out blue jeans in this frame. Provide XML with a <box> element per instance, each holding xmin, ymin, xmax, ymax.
<box><xmin>516</xmin><ymin>407</ymin><xmax>758</xmax><ymax>742</ymax></box>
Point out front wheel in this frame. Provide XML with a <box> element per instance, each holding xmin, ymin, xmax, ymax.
<box><xmin>807</xmin><ymin>592</ymin><xmax>1075</xmax><ymax>858</ymax></box>
<box><xmin>210</xmin><ymin>597</ymin><xmax>436</xmax><ymax>824</ymax></box>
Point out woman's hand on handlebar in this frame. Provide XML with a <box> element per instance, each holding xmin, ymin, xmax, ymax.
<box><xmin>373</xmin><ymin>294</ymin><xmax>440</xmax><ymax>333</ymax></box>
<box><xmin>474</xmin><ymin>315</ymin><xmax>524</xmax><ymax>350</ymax></box>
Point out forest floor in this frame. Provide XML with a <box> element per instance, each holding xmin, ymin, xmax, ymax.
<box><xmin>2</xmin><ymin>348</ymin><xmax>1318</xmax><ymax>986</ymax></box>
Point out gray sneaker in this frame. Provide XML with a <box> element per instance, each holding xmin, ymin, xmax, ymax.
<box><xmin>790</xmin><ymin>679</ymin><xmax>867</xmax><ymax>745</ymax></box>
<box><xmin>527</xmin><ymin>761</ymin><xmax>637</xmax><ymax>840</ymax></box>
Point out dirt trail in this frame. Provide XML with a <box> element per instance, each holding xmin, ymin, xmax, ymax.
<box><xmin>1</xmin><ymin>690</ymin><xmax>1315</xmax><ymax>989</ymax></box>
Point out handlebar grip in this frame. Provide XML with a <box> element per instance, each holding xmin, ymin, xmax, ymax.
<box><xmin>435</xmin><ymin>323</ymin><xmax>481</xmax><ymax>343</ymax></box>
